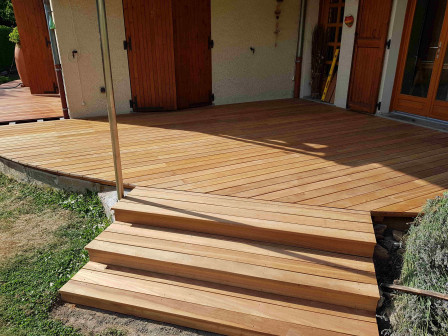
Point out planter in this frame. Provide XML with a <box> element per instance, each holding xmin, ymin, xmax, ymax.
<box><xmin>14</xmin><ymin>44</ymin><xmax>29</xmax><ymax>87</ymax></box>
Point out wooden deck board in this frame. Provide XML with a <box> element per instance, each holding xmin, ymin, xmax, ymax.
<box><xmin>0</xmin><ymin>80</ymin><xmax>63</xmax><ymax>123</ymax></box>
<box><xmin>0</xmin><ymin>98</ymin><xmax>446</xmax><ymax>215</ymax></box>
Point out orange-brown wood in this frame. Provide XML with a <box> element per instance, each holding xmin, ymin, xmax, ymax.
<box><xmin>0</xmin><ymin>99</ymin><xmax>446</xmax><ymax>216</ymax></box>
<box><xmin>0</xmin><ymin>80</ymin><xmax>62</xmax><ymax>123</ymax></box>
<box><xmin>122</xmin><ymin>0</ymin><xmax>177</xmax><ymax>111</ymax></box>
<box><xmin>172</xmin><ymin>0</ymin><xmax>212</xmax><ymax>109</ymax></box>
<box><xmin>347</xmin><ymin>0</ymin><xmax>393</xmax><ymax>114</ymax></box>
<box><xmin>11</xmin><ymin>0</ymin><xmax>58</xmax><ymax>95</ymax></box>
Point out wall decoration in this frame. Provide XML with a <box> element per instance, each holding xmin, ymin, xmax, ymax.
<box><xmin>344</xmin><ymin>15</ymin><xmax>354</xmax><ymax>28</ymax></box>
<box><xmin>274</xmin><ymin>0</ymin><xmax>283</xmax><ymax>47</ymax></box>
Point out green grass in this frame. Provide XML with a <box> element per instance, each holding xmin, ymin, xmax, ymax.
<box><xmin>389</xmin><ymin>193</ymin><xmax>448</xmax><ymax>336</ymax></box>
<box><xmin>0</xmin><ymin>174</ymin><xmax>111</xmax><ymax>336</ymax></box>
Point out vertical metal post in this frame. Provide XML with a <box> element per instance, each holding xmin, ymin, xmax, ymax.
<box><xmin>96</xmin><ymin>0</ymin><xmax>124</xmax><ymax>199</ymax></box>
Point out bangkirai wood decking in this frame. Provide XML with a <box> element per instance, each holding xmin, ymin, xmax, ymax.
<box><xmin>0</xmin><ymin>99</ymin><xmax>446</xmax><ymax>216</ymax></box>
<box><xmin>0</xmin><ymin>80</ymin><xmax>63</xmax><ymax>123</ymax></box>
<box><xmin>61</xmin><ymin>186</ymin><xmax>380</xmax><ymax>335</ymax></box>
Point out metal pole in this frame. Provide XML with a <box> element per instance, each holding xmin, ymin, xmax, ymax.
<box><xmin>96</xmin><ymin>0</ymin><xmax>124</xmax><ymax>199</ymax></box>
<box><xmin>294</xmin><ymin>0</ymin><xmax>307</xmax><ymax>98</ymax></box>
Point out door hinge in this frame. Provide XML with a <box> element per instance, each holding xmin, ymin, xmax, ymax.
<box><xmin>210</xmin><ymin>93</ymin><xmax>215</xmax><ymax>102</ymax></box>
<box><xmin>208</xmin><ymin>36</ymin><xmax>214</xmax><ymax>49</ymax></box>
<box><xmin>386</xmin><ymin>39</ymin><xmax>391</xmax><ymax>49</ymax></box>
<box><xmin>377</xmin><ymin>101</ymin><xmax>382</xmax><ymax>111</ymax></box>
<box><xmin>130</xmin><ymin>97</ymin><xmax>137</xmax><ymax>109</ymax></box>
<box><xmin>124</xmin><ymin>37</ymin><xmax>132</xmax><ymax>51</ymax></box>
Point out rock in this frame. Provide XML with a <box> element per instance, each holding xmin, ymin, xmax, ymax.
<box><xmin>377</xmin><ymin>296</ymin><xmax>385</xmax><ymax>309</ymax></box>
<box><xmin>374</xmin><ymin>224</ymin><xmax>387</xmax><ymax>236</ymax></box>
<box><xmin>393</xmin><ymin>230</ymin><xmax>404</xmax><ymax>242</ymax></box>
<box><xmin>374</xmin><ymin>245</ymin><xmax>390</xmax><ymax>261</ymax></box>
<box><xmin>380</xmin><ymin>237</ymin><xmax>396</xmax><ymax>251</ymax></box>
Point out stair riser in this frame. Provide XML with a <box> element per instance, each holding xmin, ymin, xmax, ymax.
<box><xmin>88</xmin><ymin>248</ymin><xmax>378</xmax><ymax>312</ymax></box>
<box><xmin>60</xmin><ymin>291</ymin><xmax>271</xmax><ymax>336</ymax></box>
<box><xmin>114</xmin><ymin>209</ymin><xmax>375</xmax><ymax>257</ymax></box>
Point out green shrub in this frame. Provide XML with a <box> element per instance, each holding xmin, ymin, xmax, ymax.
<box><xmin>0</xmin><ymin>25</ymin><xmax>14</xmax><ymax>71</ymax></box>
<box><xmin>7</xmin><ymin>26</ymin><xmax>18</xmax><ymax>44</ymax></box>
<box><xmin>390</xmin><ymin>193</ymin><xmax>448</xmax><ymax>336</ymax></box>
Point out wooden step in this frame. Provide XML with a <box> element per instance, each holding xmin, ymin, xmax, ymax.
<box><xmin>112</xmin><ymin>187</ymin><xmax>376</xmax><ymax>257</ymax></box>
<box><xmin>60</xmin><ymin>261</ymin><xmax>379</xmax><ymax>336</ymax></box>
<box><xmin>86</xmin><ymin>223</ymin><xmax>379</xmax><ymax>311</ymax></box>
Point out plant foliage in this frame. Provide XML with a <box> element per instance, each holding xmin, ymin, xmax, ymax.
<box><xmin>0</xmin><ymin>174</ymin><xmax>111</xmax><ymax>336</ymax></box>
<box><xmin>0</xmin><ymin>0</ymin><xmax>14</xmax><ymax>27</ymax></box>
<box><xmin>389</xmin><ymin>193</ymin><xmax>448</xmax><ymax>336</ymax></box>
<box><xmin>8</xmin><ymin>25</ymin><xmax>18</xmax><ymax>44</ymax></box>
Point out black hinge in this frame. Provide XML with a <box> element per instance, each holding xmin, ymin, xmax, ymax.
<box><xmin>124</xmin><ymin>37</ymin><xmax>132</xmax><ymax>51</ymax></box>
<box><xmin>210</xmin><ymin>92</ymin><xmax>215</xmax><ymax>102</ymax></box>
<box><xmin>130</xmin><ymin>97</ymin><xmax>137</xmax><ymax>109</ymax></box>
<box><xmin>386</xmin><ymin>39</ymin><xmax>391</xmax><ymax>49</ymax></box>
<box><xmin>129</xmin><ymin>99</ymin><xmax>134</xmax><ymax>108</ymax></box>
<box><xmin>377</xmin><ymin>101</ymin><xmax>382</xmax><ymax>111</ymax></box>
<box><xmin>208</xmin><ymin>36</ymin><xmax>214</xmax><ymax>49</ymax></box>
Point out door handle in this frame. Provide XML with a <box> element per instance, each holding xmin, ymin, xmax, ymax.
<box><xmin>436</xmin><ymin>41</ymin><xmax>443</xmax><ymax>59</ymax></box>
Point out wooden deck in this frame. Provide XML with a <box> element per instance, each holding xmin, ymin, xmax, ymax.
<box><xmin>0</xmin><ymin>80</ymin><xmax>63</xmax><ymax>123</ymax></box>
<box><xmin>61</xmin><ymin>186</ymin><xmax>380</xmax><ymax>335</ymax></box>
<box><xmin>0</xmin><ymin>99</ymin><xmax>446</xmax><ymax>216</ymax></box>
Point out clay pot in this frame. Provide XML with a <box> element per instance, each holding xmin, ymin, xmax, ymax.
<box><xmin>14</xmin><ymin>44</ymin><xmax>29</xmax><ymax>87</ymax></box>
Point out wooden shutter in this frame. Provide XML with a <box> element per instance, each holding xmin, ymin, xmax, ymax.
<box><xmin>12</xmin><ymin>0</ymin><xmax>58</xmax><ymax>94</ymax></box>
<box><xmin>347</xmin><ymin>0</ymin><xmax>393</xmax><ymax>114</ymax></box>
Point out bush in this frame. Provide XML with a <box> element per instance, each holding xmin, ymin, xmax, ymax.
<box><xmin>390</xmin><ymin>193</ymin><xmax>448</xmax><ymax>335</ymax></box>
<box><xmin>8</xmin><ymin>25</ymin><xmax>18</xmax><ymax>44</ymax></box>
<box><xmin>0</xmin><ymin>25</ymin><xmax>14</xmax><ymax>71</ymax></box>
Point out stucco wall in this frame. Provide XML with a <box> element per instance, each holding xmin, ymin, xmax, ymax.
<box><xmin>50</xmin><ymin>0</ymin><xmax>131</xmax><ymax>118</ymax></box>
<box><xmin>377</xmin><ymin>0</ymin><xmax>408</xmax><ymax>114</ymax></box>
<box><xmin>211</xmin><ymin>0</ymin><xmax>301</xmax><ymax>105</ymax></box>
<box><xmin>333</xmin><ymin>0</ymin><xmax>358</xmax><ymax>108</ymax></box>
<box><xmin>300</xmin><ymin>0</ymin><xmax>319</xmax><ymax>98</ymax></box>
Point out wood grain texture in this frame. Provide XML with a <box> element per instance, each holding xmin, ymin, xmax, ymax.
<box><xmin>348</xmin><ymin>0</ymin><xmax>393</xmax><ymax>114</ymax></box>
<box><xmin>0</xmin><ymin>80</ymin><xmax>62</xmax><ymax>123</ymax></box>
<box><xmin>11</xmin><ymin>0</ymin><xmax>58</xmax><ymax>94</ymax></box>
<box><xmin>0</xmin><ymin>99</ymin><xmax>446</xmax><ymax>216</ymax></box>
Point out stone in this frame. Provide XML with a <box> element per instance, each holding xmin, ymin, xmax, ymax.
<box><xmin>374</xmin><ymin>224</ymin><xmax>387</xmax><ymax>236</ymax></box>
<box><xmin>374</xmin><ymin>245</ymin><xmax>390</xmax><ymax>261</ymax></box>
<box><xmin>393</xmin><ymin>230</ymin><xmax>404</xmax><ymax>242</ymax></box>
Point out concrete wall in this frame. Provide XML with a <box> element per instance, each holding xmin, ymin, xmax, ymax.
<box><xmin>299</xmin><ymin>0</ymin><xmax>319</xmax><ymax>98</ymax></box>
<box><xmin>211</xmin><ymin>0</ymin><xmax>301</xmax><ymax>105</ymax></box>
<box><xmin>50</xmin><ymin>0</ymin><xmax>131</xmax><ymax>118</ymax></box>
<box><xmin>377</xmin><ymin>0</ymin><xmax>408</xmax><ymax>114</ymax></box>
<box><xmin>333</xmin><ymin>0</ymin><xmax>358</xmax><ymax>108</ymax></box>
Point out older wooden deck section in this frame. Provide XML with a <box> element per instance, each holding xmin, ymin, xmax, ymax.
<box><xmin>0</xmin><ymin>80</ymin><xmax>63</xmax><ymax>123</ymax></box>
<box><xmin>0</xmin><ymin>99</ymin><xmax>446</xmax><ymax>216</ymax></box>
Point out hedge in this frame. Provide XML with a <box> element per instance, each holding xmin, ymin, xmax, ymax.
<box><xmin>0</xmin><ymin>25</ymin><xmax>14</xmax><ymax>71</ymax></box>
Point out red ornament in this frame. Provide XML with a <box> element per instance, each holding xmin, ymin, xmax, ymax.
<box><xmin>344</xmin><ymin>15</ymin><xmax>354</xmax><ymax>27</ymax></box>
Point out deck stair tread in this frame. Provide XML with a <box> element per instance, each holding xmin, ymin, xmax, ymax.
<box><xmin>112</xmin><ymin>188</ymin><xmax>376</xmax><ymax>257</ymax></box>
<box><xmin>61</xmin><ymin>187</ymin><xmax>380</xmax><ymax>335</ymax></box>
<box><xmin>61</xmin><ymin>262</ymin><xmax>378</xmax><ymax>336</ymax></box>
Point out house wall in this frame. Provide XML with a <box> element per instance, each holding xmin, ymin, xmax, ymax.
<box><xmin>333</xmin><ymin>0</ymin><xmax>358</xmax><ymax>108</ymax></box>
<box><xmin>211</xmin><ymin>0</ymin><xmax>301</xmax><ymax>105</ymax></box>
<box><xmin>49</xmin><ymin>0</ymin><xmax>131</xmax><ymax>118</ymax></box>
<box><xmin>377</xmin><ymin>0</ymin><xmax>408</xmax><ymax>114</ymax></box>
<box><xmin>299</xmin><ymin>0</ymin><xmax>319</xmax><ymax>98</ymax></box>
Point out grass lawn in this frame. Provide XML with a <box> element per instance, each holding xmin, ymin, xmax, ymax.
<box><xmin>0</xmin><ymin>173</ymin><xmax>110</xmax><ymax>336</ymax></box>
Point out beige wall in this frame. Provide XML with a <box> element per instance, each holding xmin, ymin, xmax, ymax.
<box><xmin>211</xmin><ymin>0</ymin><xmax>301</xmax><ymax>105</ymax></box>
<box><xmin>50</xmin><ymin>0</ymin><xmax>131</xmax><ymax>118</ymax></box>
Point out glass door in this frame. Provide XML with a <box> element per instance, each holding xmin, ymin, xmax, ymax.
<box><xmin>392</xmin><ymin>0</ymin><xmax>448</xmax><ymax>118</ymax></box>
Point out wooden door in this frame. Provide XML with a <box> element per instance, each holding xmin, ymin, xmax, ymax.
<box><xmin>122</xmin><ymin>0</ymin><xmax>177</xmax><ymax>111</ymax></box>
<box><xmin>173</xmin><ymin>0</ymin><xmax>212</xmax><ymax>109</ymax></box>
<box><xmin>12</xmin><ymin>0</ymin><xmax>58</xmax><ymax>94</ymax></box>
<box><xmin>347</xmin><ymin>0</ymin><xmax>393</xmax><ymax>114</ymax></box>
<box><xmin>391</xmin><ymin>0</ymin><xmax>448</xmax><ymax>121</ymax></box>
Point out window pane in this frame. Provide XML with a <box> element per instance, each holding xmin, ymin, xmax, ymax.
<box><xmin>400</xmin><ymin>0</ymin><xmax>447</xmax><ymax>97</ymax></box>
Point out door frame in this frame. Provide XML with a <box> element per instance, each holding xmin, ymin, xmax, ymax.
<box><xmin>391</xmin><ymin>0</ymin><xmax>448</xmax><ymax>121</ymax></box>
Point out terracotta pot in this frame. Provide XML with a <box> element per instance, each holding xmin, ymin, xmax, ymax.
<box><xmin>14</xmin><ymin>44</ymin><xmax>30</xmax><ymax>87</ymax></box>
